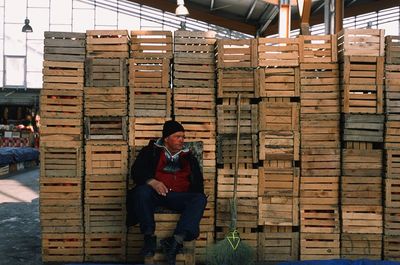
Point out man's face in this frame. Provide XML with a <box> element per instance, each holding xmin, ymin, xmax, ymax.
<box><xmin>164</xmin><ymin>131</ymin><xmax>185</xmax><ymax>153</ymax></box>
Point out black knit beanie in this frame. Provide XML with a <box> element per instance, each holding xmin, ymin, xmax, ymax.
<box><xmin>162</xmin><ymin>120</ymin><xmax>184</xmax><ymax>139</ymax></box>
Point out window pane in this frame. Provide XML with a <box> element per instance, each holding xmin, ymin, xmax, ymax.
<box><xmin>73</xmin><ymin>8</ymin><xmax>94</xmax><ymax>32</ymax></box>
<box><xmin>5</xmin><ymin>24</ymin><xmax>26</xmax><ymax>56</ymax></box>
<box><xmin>5</xmin><ymin>56</ymin><xmax>26</xmax><ymax>87</ymax></box>
<box><xmin>27</xmin><ymin>8</ymin><xmax>49</xmax><ymax>40</ymax></box>
<box><xmin>0</xmin><ymin>7</ymin><xmax>3</xmax><ymax>36</ymax></box>
<box><xmin>27</xmin><ymin>71</ymin><xmax>42</xmax><ymax>89</ymax></box>
<box><xmin>118</xmin><ymin>11</ymin><xmax>140</xmax><ymax>30</ymax></box>
<box><xmin>381</xmin><ymin>20</ymin><xmax>399</xmax><ymax>36</ymax></box>
<box><xmin>50</xmin><ymin>24</ymin><xmax>72</xmax><ymax>31</ymax></box>
<box><xmin>0</xmin><ymin>41</ymin><xmax>3</xmax><ymax>71</ymax></box>
<box><xmin>5</xmin><ymin>0</ymin><xmax>26</xmax><ymax>23</ymax></box>
<box><xmin>50</xmin><ymin>0</ymin><xmax>72</xmax><ymax>25</ymax></box>
<box><xmin>73</xmin><ymin>0</ymin><xmax>93</xmax><ymax>9</ymax></box>
<box><xmin>29</xmin><ymin>0</ymin><xmax>49</xmax><ymax>8</ymax></box>
<box><xmin>27</xmin><ymin>40</ymin><xmax>43</xmax><ymax>71</ymax></box>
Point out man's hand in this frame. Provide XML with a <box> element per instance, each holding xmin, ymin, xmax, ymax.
<box><xmin>147</xmin><ymin>179</ymin><xmax>169</xmax><ymax>196</ymax></box>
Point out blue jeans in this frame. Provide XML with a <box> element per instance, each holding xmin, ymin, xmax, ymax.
<box><xmin>131</xmin><ymin>184</ymin><xmax>207</xmax><ymax>241</ymax></box>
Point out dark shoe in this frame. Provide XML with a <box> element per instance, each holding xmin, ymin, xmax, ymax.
<box><xmin>141</xmin><ymin>235</ymin><xmax>156</xmax><ymax>257</ymax></box>
<box><xmin>160</xmin><ymin>236</ymin><xmax>183</xmax><ymax>265</ymax></box>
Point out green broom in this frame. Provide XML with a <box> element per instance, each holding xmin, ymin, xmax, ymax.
<box><xmin>206</xmin><ymin>94</ymin><xmax>255</xmax><ymax>265</ymax></box>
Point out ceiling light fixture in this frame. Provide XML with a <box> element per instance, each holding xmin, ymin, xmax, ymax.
<box><xmin>22</xmin><ymin>18</ymin><xmax>33</xmax><ymax>33</ymax></box>
<box><xmin>176</xmin><ymin>0</ymin><xmax>189</xmax><ymax>17</ymax></box>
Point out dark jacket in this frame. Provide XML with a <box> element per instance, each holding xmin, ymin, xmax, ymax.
<box><xmin>131</xmin><ymin>139</ymin><xmax>204</xmax><ymax>194</ymax></box>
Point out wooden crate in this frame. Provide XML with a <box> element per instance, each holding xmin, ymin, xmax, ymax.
<box><xmin>341</xmin><ymin>233</ymin><xmax>382</xmax><ymax>259</ymax></box>
<box><xmin>85</xmin><ymin>143</ymin><xmax>128</xmax><ymax>175</ymax></box>
<box><xmin>129</xmin><ymin>87</ymin><xmax>171</xmax><ymax>117</ymax></box>
<box><xmin>84</xmin><ymin>203</ymin><xmax>126</xmax><ymax>233</ymax></box>
<box><xmin>259</xmin><ymin>98</ymin><xmax>299</xmax><ymax>132</ymax></box>
<box><xmin>258</xmin><ymin>37</ymin><xmax>299</xmax><ymax>67</ymax></box>
<box><xmin>129</xmin><ymin>58</ymin><xmax>170</xmax><ymax>88</ymax></box>
<box><xmin>259</xmin><ymin>161</ymin><xmax>299</xmax><ymax>197</ymax></box>
<box><xmin>385</xmin><ymin>207</ymin><xmax>400</xmax><ymax>235</ymax></box>
<box><xmin>299</xmin><ymin>35</ymin><xmax>337</xmax><ymax>63</ymax></box>
<box><xmin>342</xmin><ymin>148</ymin><xmax>383</xmax><ymax>177</ymax></box>
<box><xmin>195</xmin><ymin>231</ymin><xmax>214</xmax><ymax>262</ymax></box>
<box><xmin>342</xmin><ymin>205</ymin><xmax>382</xmax><ymax>234</ymax></box>
<box><xmin>217</xmin><ymin>99</ymin><xmax>258</xmax><ymax>134</ymax></box>
<box><xmin>42</xmin><ymin>61</ymin><xmax>84</xmax><ymax>90</ymax></box>
<box><xmin>85</xmin><ymin>232</ymin><xmax>126</xmax><ymax>262</ymax></box>
<box><xmin>301</xmin><ymin>149</ymin><xmax>341</xmax><ymax>177</ymax></box>
<box><xmin>40</xmin><ymin>146</ymin><xmax>83</xmax><ymax>178</ymax></box>
<box><xmin>86</xmin><ymin>30</ymin><xmax>129</xmax><ymax>58</ymax></box>
<box><xmin>174</xmin><ymin>30</ymin><xmax>216</xmax><ymax>53</ymax></box>
<box><xmin>300</xmin><ymin>62</ymin><xmax>339</xmax><ymax>86</ymax></box>
<box><xmin>127</xmin><ymin>225</ymin><xmax>144</xmax><ymax>264</ymax></box>
<box><xmin>216</xmin><ymin>198</ymin><xmax>258</xmax><ymax>228</ymax></box>
<box><xmin>44</xmin><ymin>31</ymin><xmax>86</xmax><ymax>62</ymax></box>
<box><xmin>216</xmin><ymin>226</ymin><xmax>258</xmax><ymax>249</ymax></box>
<box><xmin>40</xmin><ymin>177</ymin><xmax>82</xmax><ymax>206</ymax></box>
<box><xmin>130</xmin><ymin>30</ymin><xmax>173</xmax><ymax>59</ymax></box>
<box><xmin>42</xmin><ymin>233</ymin><xmax>84</xmax><ymax>262</ymax></box>
<box><xmin>217</xmin><ymin>68</ymin><xmax>260</xmax><ymax>98</ymax></box>
<box><xmin>300</xmin><ymin>120</ymin><xmax>340</xmax><ymax>149</ymax></box>
<box><xmin>259</xmin><ymin>131</ymin><xmax>299</xmax><ymax>161</ymax></box>
<box><xmin>260</xmin><ymin>67</ymin><xmax>300</xmax><ymax>98</ymax></box>
<box><xmin>174</xmin><ymin>51</ymin><xmax>214</xmax><ymax>67</ymax></box>
<box><xmin>128</xmin><ymin>116</ymin><xmax>167</xmax><ymax>148</ymax></box>
<box><xmin>301</xmin><ymin>92</ymin><xmax>340</xmax><ymax>117</ymax></box>
<box><xmin>84</xmin><ymin>87</ymin><xmax>127</xmax><ymax>116</ymax></box>
<box><xmin>341</xmin><ymin>176</ymin><xmax>382</xmax><ymax>206</ymax></box>
<box><xmin>300</xmin><ymin>205</ymin><xmax>339</xmax><ymax>233</ymax></box>
<box><xmin>343</xmin><ymin>114</ymin><xmax>384</xmax><ymax>143</ymax></box>
<box><xmin>384</xmin><ymin>235</ymin><xmax>400</xmax><ymax>260</ymax></box>
<box><xmin>387</xmin><ymin>150</ymin><xmax>400</xmax><ymax>179</ymax></box>
<box><xmin>341</xmin><ymin>84</ymin><xmax>383</xmax><ymax>114</ymax></box>
<box><xmin>85</xmin><ymin>174</ymin><xmax>126</xmax><ymax>204</ymax></box>
<box><xmin>386</xmin><ymin>120</ymin><xmax>400</xmax><ymax>149</ymax></box>
<box><xmin>386</xmin><ymin>35</ymin><xmax>400</xmax><ymax>64</ymax></box>
<box><xmin>40</xmin><ymin>205</ymin><xmax>83</xmax><ymax>233</ymax></box>
<box><xmin>216</xmin><ymin>39</ymin><xmax>257</xmax><ymax>68</ymax></box>
<box><xmin>300</xmin><ymin>233</ymin><xmax>340</xmax><ymax>260</ymax></box>
<box><xmin>40</xmin><ymin>89</ymin><xmax>83</xmax><ymax>119</ymax></box>
<box><xmin>217</xmin><ymin>134</ymin><xmax>258</xmax><ymax>164</ymax></box>
<box><xmin>173</xmin><ymin>87</ymin><xmax>215</xmax><ymax>117</ymax></box>
<box><xmin>259</xmin><ymin>196</ymin><xmax>298</xmax><ymax>226</ymax></box>
<box><xmin>40</xmin><ymin>118</ymin><xmax>82</xmax><ymax>147</ymax></box>
<box><xmin>85</xmin><ymin>58</ymin><xmax>128</xmax><ymax>87</ymax></box>
<box><xmin>341</xmin><ymin>56</ymin><xmax>384</xmax><ymax>85</ymax></box>
<box><xmin>386</xmin><ymin>178</ymin><xmax>400</xmax><ymax>208</ymax></box>
<box><xmin>217</xmin><ymin>165</ymin><xmax>258</xmax><ymax>198</ymax></box>
<box><xmin>84</xmin><ymin>116</ymin><xmax>127</xmax><ymax>141</ymax></box>
<box><xmin>338</xmin><ymin>28</ymin><xmax>385</xmax><ymax>57</ymax></box>
<box><xmin>385</xmin><ymin>66</ymin><xmax>400</xmax><ymax>115</ymax></box>
<box><xmin>300</xmin><ymin>177</ymin><xmax>339</xmax><ymax>205</ymax></box>
<box><xmin>174</xmin><ymin>71</ymin><xmax>215</xmax><ymax>88</ymax></box>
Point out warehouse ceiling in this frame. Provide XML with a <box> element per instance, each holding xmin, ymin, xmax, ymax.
<box><xmin>128</xmin><ymin>0</ymin><xmax>400</xmax><ymax>36</ymax></box>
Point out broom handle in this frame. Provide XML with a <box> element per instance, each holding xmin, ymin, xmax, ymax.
<box><xmin>233</xmin><ymin>94</ymin><xmax>241</xmax><ymax>202</ymax></box>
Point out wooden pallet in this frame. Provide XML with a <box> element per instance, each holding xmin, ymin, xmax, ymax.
<box><xmin>342</xmin><ymin>148</ymin><xmax>383</xmax><ymax>177</ymax></box>
<box><xmin>217</xmin><ymin>134</ymin><xmax>258</xmax><ymax>164</ymax></box>
<box><xmin>216</xmin><ymin>226</ymin><xmax>258</xmax><ymax>249</ymax></box>
<box><xmin>341</xmin><ymin>233</ymin><xmax>382</xmax><ymax>259</ymax></box>
<box><xmin>86</xmin><ymin>30</ymin><xmax>129</xmax><ymax>58</ymax></box>
<box><xmin>44</xmin><ymin>31</ymin><xmax>86</xmax><ymax>62</ymax></box>
<box><xmin>260</xmin><ymin>67</ymin><xmax>300</xmax><ymax>98</ymax></box>
<box><xmin>85</xmin><ymin>232</ymin><xmax>126</xmax><ymax>262</ymax></box>
<box><xmin>259</xmin><ymin>196</ymin><xmax>298</xmax><ymax>226</ymax></box>
<box><xmin>217</xmin><ymin>68</ymin><xmax>260</xmax><ymax>98</ymax></box>
<box><xmin>386</xmin><ymin>179</ymin><xmax>400</xmax><ymax>208</ymax></box>
<box><xmin>258</xmin><ymin>37</ymin><xmax>299</xmax><ymax>67</ymax></box>
<box><xmin>300</xmin><ymin>176</ymin><xmax>339</xmax><ymax>205</ymax></box>
<box><xmin>85</xmin><ymin>58</ymin><xmax>128</xmax><ymax>87</ymax></box>
<box><xmin>384</xmin><ymin>235</ymin><xmax>400</xmax><ymax>260</ymax></box>
<box><xmin>386</xmin><ymin>35</ymin><xmax>400</xmax><ymax>64</ymax></box>
<box><xmin>387</xmin><ymin>150</ymin><xmax>400</xmax><ymax>179</ymax></box>
<box><xmin>258</xmin><ymin>226</ymin><xmax>299</xmax><ymax>262</ymax></box>
<box><xmin>40</xmin><ymin>146</ymin><xmax>83</xmax><ymax>178</ymax></box>
<box><xmin>130</xmin><ymin>30</ymin><xmax>173</xmax><ymax>59</ymax></box>
<box><xmin>85</xmin><ymin>174</ymin><xmax>126</xmax><ymax>204</ymax></box>
<box><xmin>40</xmin><ymin>205</ymin><xmax>83</xmax><ymax>233</ymax></box>
<box><xmin>40</xmin><ymin>118</ymin><xmax>82</xmax><ymax>147</ymax></box>
<box><xmin>300</xmin><ymin>233</ymin><xmax>340</xmax><ymax>260</ymax></box>
<box><xmin>84</xmin><ymin>116</ymin><xmax>127</xmax><ymax>141</ymax></box>
<box><xmin>259</xmin><ymin>98</ymin><xmax>299</xmax><ymax>131</ymax></box>
<box><xmin>217</xmin><ymin>165</ymin><xmax>258</xmax><ymax>198</ymax></box>
<box><xmin>300</xmin><ymin>205</ymin><xmax>339</xmax><ymax>233</ymax></box>
<box><xmin>40</xmin><ymin>177</ymin><xmax>82</xmax><ymax>206</ymax></box>
<box><xmin>130</xmin><ymin>87</ymin><xmax>171</xmax><ymax>117</ymax></box>
<box><xmin>129</xmin><ymin>58</ymin><xmax>170</xmax><ymax>88</ymax></box>
<box><xmin>300</xmin><ymin>120</ymin><xmax>340</xmax><ymax>149</ymax></box>
<box><xmin>84</xmin><ymin>203</ymin><xmax>126</xmax><ymax>233</ymax></box>
<box><xmin>216</xmin><ymin>198</ymin><xmax>258</xmax><ymax>228</ymax></box>
<box><xmin>343</xmin><ymin>113</ymin><xmax>384</xmax><ymax>142</ymax></box>
<box><xmin>40</xmin><ymin>89</ymin><xmax>83</xmax><ymax>119</ymax></box>
<box><xmin>300</xmin><ymin>149</ymin><xmax>341</xmax><ymax>177</ymax></box>
<box><xmin>85</xmin><ymin>143</ymin><xmax>128</xmax><ymax>175</ymax></box>
<box><xmin>386</xmin><ymin>120</ymin><xmax>400</xmax><ymax>149</ymax></box>
<box><xmin>338</xmin><ymin>28</ymin><xmax>385</xmax><ymax>57</ymax></box>
<box><xmin>342</xmin><ymin>205</ymin><xmax>382</xmax><ymax>234</ymax></box>
<box><xmin>259</xmin><ymin>131</ymin><xmax>299</xmax><ymax>161</ymax></box>
<box><xmin>216</xmin><ymin>39</ymin><xmax>257</xmax><ymax>68</ymax></box>
<box><xmin>259</xmin><ymin>161</ymin><xmax>299</xmax><ymax>197</ymax></box>
<box><xmin>217</xmin><ymin>99</ymin><xmax>258</xmax><ymax>134</ymax></box>
<box><xmin>299</xmin><ymin>35</ymin><xmax>337</xmax><ymax>63</ymax></box>
<box><xmin>84</xmin><ymin>87</ymin><xmax>127</xmax><ymax>116</ymax></box>
<box><xmin>42</xmin><ymin>233</ymin><xmax>84</xmax><ymax>262</ymax></box>
<box><xmin>173</xmin><ymin>87</ymin><xmax>215</xmax><ymax>117</ymax></box>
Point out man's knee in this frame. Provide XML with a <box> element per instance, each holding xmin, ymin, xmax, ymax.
<box><xmin>192</xmin><ymin>193</ymin><xmax>207</xmax><ymax>209</ymax></box>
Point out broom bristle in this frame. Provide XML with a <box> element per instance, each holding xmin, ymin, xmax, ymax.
<box><xmin>206</xmin><ymin>238</ymin><xmax>255</xmax><ymax>265</ymax></box>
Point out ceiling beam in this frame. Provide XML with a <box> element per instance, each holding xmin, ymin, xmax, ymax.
<box><xmin>127</xmin><ymin>0</ymin><xmax>257</xmax><ymax>35</ymax></box>
<box><xmin>246</xmin><ymin>0</ymin><xmax>258</xmax><ymax>21</ymax></box>
<box><xmin>263</xmin><ymin>0</ymin><xmax>400</xmax><ymax>35</ymax></box>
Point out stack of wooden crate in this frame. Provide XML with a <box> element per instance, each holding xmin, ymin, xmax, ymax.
<box><xmin>338</xmin><ymin>28</ymin><xmax>385</xmax><ymax>259</ymax></box>
<box><xmin>384</xmin><ymin>35</ymin><xmax>400</xmax><ymax>260</ymax></box>
<box><xmin>299</xmin><ymin>35</ymin><xmax>341</xmax><ymax>260</ymax></box>
<box><xmin>215</xmin><ymin>38</ymin><xmax>259</xmax><ymax>254</ymax></box>
<box><xmin>173</xmin><ymin>30</ymin><xmax>217</xmax><ymax>262</ymax></box>
<box><xmin>84</xmin><ymin>30</ymin><xmax>129</xmax><ymax>262</ymax></box>
<box><xmin>257</xmin><ymin>37</ymin><xmax>300</xmax><ymax>263</ymax></box>
<box><xmin>40</xmin><ymin>31</ymin><xmax>86</xmax><ymax>263</ymax></box>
